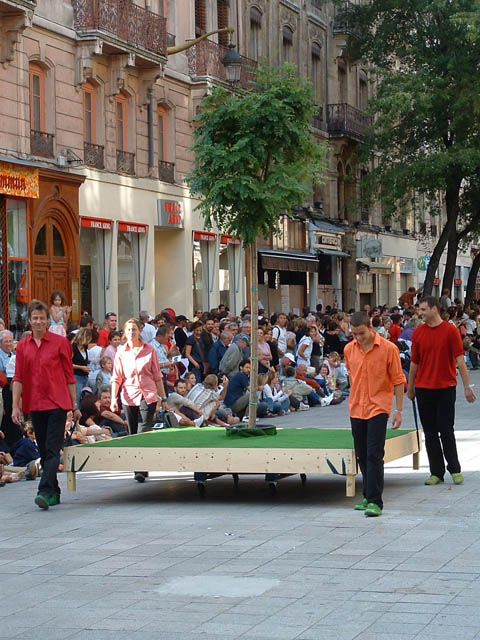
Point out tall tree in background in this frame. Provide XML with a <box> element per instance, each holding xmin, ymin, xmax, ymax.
<box><xmin>187</xmin><ymin>63</ymin><xmax>327</xmax><ymax>427</ymax></box>
<box><xmin>345</xmin><ymin>0</ymin><xmax>480</xmax><ymax>296</ymax></box>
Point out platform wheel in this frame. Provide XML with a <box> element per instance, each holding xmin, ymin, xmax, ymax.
<box><xmin>197</xmin><ymin>481</ymin><xmax>206</xmax><ymax>497</ymax></box>
<box><xmin>268</xmin><ymin>482</ymin><xmax>277</xmax><ymax>496</ymax></box>
<box><xmin>300</xmin><ymin>473</ymin><xmax>307</xmax><ymax>486</ymax></box>
<box><xmin>232</xmin><ymin>474</ymin><xmax>239</xmax><ymax>488</ymax></box>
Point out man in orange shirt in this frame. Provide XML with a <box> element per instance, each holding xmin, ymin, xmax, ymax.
<box><xmin>344</xmin><ymin>311</ymin><xmax>406</xmax><ymax>517</ymax></box>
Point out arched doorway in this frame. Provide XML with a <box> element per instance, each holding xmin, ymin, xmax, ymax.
<box><xmin>32</xmin><ymin>213</ymin><xmax>72</xmax><ymax>305</ymax></box>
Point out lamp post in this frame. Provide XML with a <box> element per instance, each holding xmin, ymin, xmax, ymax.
<box><xmin>221</xmin><ymin>43</ymin><xmax>243</xmax><ymax>87</ymax></box>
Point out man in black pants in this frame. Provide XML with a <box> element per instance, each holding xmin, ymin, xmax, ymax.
<box><xmin>12</xmin><ymin>299</ymin><xmax>78</xmax><ymax>510</ymax></box>
<box><xmin>344</xmin><ymin>312</ymin><xmax>406</xmax><ymax>517</ymax></box>
<box><xmin>408</xmin><ymin>296</ymin><xmax>476</xmax><ymax>485</ymax></box>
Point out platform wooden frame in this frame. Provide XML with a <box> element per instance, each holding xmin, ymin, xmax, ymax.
<box><xmin>64</xmin><ymin>429</ymin><xmax>420</xmax><ymax>496</ymax></box>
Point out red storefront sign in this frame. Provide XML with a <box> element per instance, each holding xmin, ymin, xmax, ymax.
<box><xmin>193</xmin><ymin>231</ymin><xmax>216</xmax><ymax>242</ymax></box>
<box><xmin>118</xmin><ymin>221</ymin><xmax>148</xmax><ymax>233</ymax></box>
<box><xmin>81</xmin><ymin>216</ymin><xmax>113</xmax><ymax>230</ymax></box>
<box><xmin>220</xmin><ymin>234</ymin><xmax>241</xmax><ymax>245</ymax></box>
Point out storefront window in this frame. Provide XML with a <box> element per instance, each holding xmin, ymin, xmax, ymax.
<box><xmin>117</xmin><ymin>230</ymin><xmax>140</xmax><ymax>323</ymax></box>
<box><xmin>7</xmin><ymin>199</ymin><xmax>28</xmax><ymax>257</ymax></box>
<box><xmin>192</xmin><ymin>240</ymin><xmax>203</xmax><ymax>312</ymax></box>
<box><xmin>6</xmin><ymin>199</ymin><xmax>29</xmax><ymax>337</ymax></box>
<box><xmin>80</xmin><ymin>226</ymin><xmax>106</xmax><ymax>320</ymax></box>
<box><xmin>219</xmin><ymin>242</ymin><xmax>229</xmax><ymax>307</ymax></box>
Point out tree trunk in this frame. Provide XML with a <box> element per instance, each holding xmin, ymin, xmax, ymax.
<box><xmin>442</xmin><ymin>230</ymin><xmax>459</xmax><ymax>295</ymax></box>
<box><xmin>423</xmin><ymin>182</ymin><xmax>461</xmax><ymax>296</ymax></box>
<box><xmin>247</xmin><ymin>241</ymin><xmax>259</xmax><ymax>428</ymax></box>
<box><xmin>465</xmin><ymin>251</ymin><xmax>480</xmax><ymax>308</ymax></box>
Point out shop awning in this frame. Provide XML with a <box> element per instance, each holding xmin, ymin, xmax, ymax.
<box><xmin>317</xmin><ymin>248</ymin><xmax>350</xmax><ymax>258</ymax></box>
<box><xmin>259</xmin><ymin>250</ymin><xmax>319</xmax><ymax>273</ymax></box>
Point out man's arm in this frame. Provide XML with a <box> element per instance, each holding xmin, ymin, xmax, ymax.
<box><xmin>11</xmin><ymin>380</ymin><xmax>22</xmax><ymax>424</ymax></box>
<box><xmin>391</xmin><ymin>382</ymin><xmax>404</xmax><ymax>429</ymax></box>
<box><xmin>456</xmin><ymin>355</ymin><xmax>476</xmax><ymax>403</ymax></box>
<box><xmin>407</xmin><ymin>362</ymin><xmax>418</xmax><ymax>400</ymax></box>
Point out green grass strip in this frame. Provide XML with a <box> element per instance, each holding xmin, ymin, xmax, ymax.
<box><xmin>80</xmin><ymin>427</ymin><xmax>413</xmax><ymax>450</ymax></box>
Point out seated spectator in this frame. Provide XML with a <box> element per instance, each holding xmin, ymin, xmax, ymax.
<box><xmin>294</xmin><ymin>363</ymin><xmax>322</xmax><ymax>405</ymax></box>
<box><xmin>96</xmin><ymin>355</ymin><xmax>113</xmax><ymax>390</ymax></box>
<box><xmin>223</xmin><ymin>359</ymin><xmax>251</xmax><ymax>418</ymax></box>
<box><xmin>208</xmin><ymin>330</ymin><xmax>232</xmax><ymax>375</ymax></box>
<box><xmin>11</xmin><ymin>422</ymin><xmax>40</xmax><ymax>480</ymax></box>
<box><xmin>263</xmin><ymin>370</ymin><xmax>291</xmax><ymax>415</ymax></box>
<box><xmin>166</xmin><ymin>379</ymin><xmax>205</xmax><ymax>427</ymax></box>
<box><xmin>282</xmin><ymin>366</ymin><xmax>316</xmax><ymax>410</ymax></box>
<box><xmin>322</xmin><ymin>352</ymin><xmax>349</xmax><ymax>392</ymax></box>
<box><xmin>0</xmin><ymin>450</ymin><xmax>25</xmax><ymax>484</ymax></box>
<box><xmin>79</xmin><ymin>394</ymin><xmax>112</xmax><ymax>441</ymax></box>
<box><xmin>188</xmin><ymin>374</ymin><xmax>239</xmax><ymax>425</ymax></box>
<box><xmin>219</xmin><ymin>334</ymin><xmax>250</xmax><ymax>378</ymax></box>
<box><xmin>97</xmin><ymin>388</ymin><xmax>129</xmax><ymax>436</ymax></box>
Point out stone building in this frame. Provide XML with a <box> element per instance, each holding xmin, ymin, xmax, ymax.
<box><xmin>0</xmin><ymin>0</ymin><xmax>474</xmax><ymax>333</ymax></box>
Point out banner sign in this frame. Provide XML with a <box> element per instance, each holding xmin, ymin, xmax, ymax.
<box><xmin>0</xmin><ymin>161</ymin><xmax>39</xmax><ymax>198</ymax></box>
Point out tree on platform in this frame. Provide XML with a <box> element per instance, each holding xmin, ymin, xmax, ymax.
<box><xmin>344</xmin><ymin>0</ymin><xmax>480</xmax><ymax>296</ymax></box>
<box><xmin>187</xmin><ymin>62</ymin><xmax>327</xmax><ymax>427</ymax></box>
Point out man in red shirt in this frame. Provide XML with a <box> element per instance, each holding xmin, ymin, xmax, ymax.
<box><xmin>12</xmin><ymin>300</ymin><xmax>78</xmax><ymax>510</ymax></box>
<box><xmin>344</xmin><ymin>311</ymin><xmax>406</xmax><ymax>517</ymax></box>
<box><xmin>388</xmin><ymin>314</ymin><xmax>402</xmax><ymax>342</ymax></box>
<box><xmin>407</xmin><ymin>296</ymin><xmax>476</xmax><ymax>486</ymax></box>
<box><xmin>97</xmin><ymin>312</ymin><xmax>118</xmax><ymax>347</ymax></box>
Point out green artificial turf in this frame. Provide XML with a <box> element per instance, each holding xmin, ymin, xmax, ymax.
<box><xmin>81</xmin><ymin>427</ymin><xmax>414</xmax><ymax>450</ymax></box>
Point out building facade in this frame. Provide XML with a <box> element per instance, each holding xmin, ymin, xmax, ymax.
<box><xmin>0</xmin><ymin>0</ymin><xmax>476</xmax><ymax>332</ymax></box>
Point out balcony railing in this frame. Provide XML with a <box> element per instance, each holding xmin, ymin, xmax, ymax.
<box><xmin>333</xmin><ymin>1</ymin><xmax>359</xmax><ymax>36</ymax></box>
<box><xmin>30</xmin><ymin>130</ymin><xmax>54</xmax><ymax>157</ymax></box>
<box><xmin>327</xmin><ymin>103</ymin><xmax>372</xmax><ymax>141</ymax></box>
<box><xmin>84</xmin><ymin>141</ymin><xmax>104</xmax><ymax>169</ymax></box>
<box><xmin>158</xmin><ymin>160</ymin><xmax>175</xmax><ymax>183</ymax></box>
<box><xmin>116</xmin><ymin>149</ymin><xmax>135</xmax><ymax>175</ymax></box>
<box><xmin>310</xmin><ymin>0</ymin><xmax>324</xmax><ymax>12</ymax></box>
<box><xmin>186</xmin><ymin>39</ymin><xmax>257</xmax><ymax>91</ymax></box>
<box><xmin>72</xmin><ymin>0</ymin><xmax>167</xmax><ymax>58</ymax></box>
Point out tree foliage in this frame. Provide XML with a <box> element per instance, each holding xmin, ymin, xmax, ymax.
<box><xmin>343</xmin><ymin>0</ymin><xmax>480</xmax><ymax>295</ymax></box>
<box><xmin>186</xmin><ymin>62</ymin><xmax>327</xmax><ymax>246</ymax></box>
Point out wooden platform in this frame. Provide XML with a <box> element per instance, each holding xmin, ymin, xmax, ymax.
<box><xmin>64</xmin><ymin>427</ymin><xmax>420</xmax><ymax>497</ymax></box>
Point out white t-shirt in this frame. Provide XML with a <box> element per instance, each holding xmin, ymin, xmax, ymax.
<box><xmin>141</xmin><ymin>323</ymin><xmax>157</xmax><ymax>343</ymax></box>
<box><xmin>297</xmin><ymin>335</ymin><xmax>313</xmax><ymax>366</ymax></box>
<box><xmin>272</xmin><ymin>325</ymin><xmax>287</xmax><ymax>354</ymax></box>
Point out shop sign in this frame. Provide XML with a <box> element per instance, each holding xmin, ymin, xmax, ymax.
<box><xmin>433</xmin><ymin>277</ymin><xmax>440</xmax><ymax>285</ymax></box>
<box><xmin>0</xmin><ymin>161</ymin><xmax>39</xmax><ymax>198</ymax></box>
<box><xmin>118</xmin><ymin>221</ymin><xmax>148</xmax><ymax>234</ymax></box>
<box><xmin>81</xmin><ymin>216</ymin><xmax>113</xmax><ymax>230</ymax></box>
<box><xmin>193</xmin><ymin>230</ymin><xmax>216</xmax><ymax>242</ymax></box>
<box><xmin>417</xmin><ymin>255</ymin><xmax>430</xmax><ymax>271</ymax></box>
<box><xmin>220</xmin><ymin>234</ymin><xmax>241</xmax><ymax>245</ymax></box>
<box><xmin>399</xmin><ymin>257</ymin><xmax>414</xmax><ymax>274</ymax></box>
<box><xmin>454</xmin><ymin>278</ymin><xmax>462</xmax><ymax>285</ymax></box>
<box><xmin>157</xmin><ymin>199</ymin><xmax>184</xmax><ymax>229</ymax></box>
<box><xmin>314</xmin><ymin>233</ymin><xmax>341</xmax><ymax>249</ymax></box>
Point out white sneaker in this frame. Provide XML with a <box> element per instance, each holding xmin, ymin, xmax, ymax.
<box><xmin>299</xmin><ymin>402</ymin><xmax>310</xmax><ymax>411</ymax></box>
<box><xmin>320</xmin><ymin>394</ymin><xmax>334</xmax><ymax>407</ymax></box>
<box><xmin>193</xmin><ymin>416</ymin><xmax>204</xmax><ymax>428</ymax></box>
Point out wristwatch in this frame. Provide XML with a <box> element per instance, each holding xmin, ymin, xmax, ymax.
<box><xmin>465</xmin><ymin>384</ymin><xmax>475</xmax><ymax>389</ymax></box>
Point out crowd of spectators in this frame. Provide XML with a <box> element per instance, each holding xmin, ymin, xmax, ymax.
<box><xmin>1</xmin><ymin>285</ymin><xmax>479</xmax><ymax>488</ymax></box>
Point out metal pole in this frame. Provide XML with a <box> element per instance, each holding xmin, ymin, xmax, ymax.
<box><xmin>147</xmin><ymin>88</ymin><xmax>155</xmax><ymax>173</ymax></box>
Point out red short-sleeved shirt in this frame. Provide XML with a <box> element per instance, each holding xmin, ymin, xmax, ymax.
<box><xmin>411</xmin><ymin>321</ymin><xmax>464</xmax><ymax>389</ymax></box>
<box><xmin>13</xmin><ymin>331</ymin><xmax>76</xmax><ymax>414</ymax></box>
<box><xmin>97</xmin><ymin>328</ymin><xmax>110</xmax><ymax>347</ymax></box>
<box><xmin>389</xmin><ymin>324</ymin><xmax>402</xmax><ymax>342</ymax></box>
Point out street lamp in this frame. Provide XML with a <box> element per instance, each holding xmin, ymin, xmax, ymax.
<box><xmin>221</xmin><ymin>43</ymin><xmax>242</xmax><ymax>86</ymax></box>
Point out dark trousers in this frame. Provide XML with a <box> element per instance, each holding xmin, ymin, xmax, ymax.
<box><xmin>1</xmin><ymin>383</ymin><xmax>22</xmax><ymax>447</ymax></box>
<box><xmin>30</xmin><ymin>408</ymin><xmax>67</xmax><ymax>497</ymax></box>
<box><xmin>123</xmin><ymin>398</ymin><xmax>157</xmax><ymax>435</ymax></box>
<box><xmin>350</xmin><ymin>413</ymin><xmax>388</xmax><ymax>509</ymax></box>
<box><xmin>415</xmin><ymin>386</ymin><xmax>460</xmax><ymax>478</ymax></box>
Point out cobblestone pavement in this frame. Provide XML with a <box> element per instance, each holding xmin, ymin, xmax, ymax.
<box><xmin>1</xmin><ymin>370</ymin><xmax>480</xmax><ymax>640</ymax></box>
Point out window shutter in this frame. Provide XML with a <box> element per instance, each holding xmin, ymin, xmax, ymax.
<box><xmin>195</xmin><ymin>0</ymin><xmax>206</xmax><ymax>36</ymax></box>
<box><xmin>217</xmin><ymin>0</ymin><xmax>229</xmax><ymax>46</ymax></box>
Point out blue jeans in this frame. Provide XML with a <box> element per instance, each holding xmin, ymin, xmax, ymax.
<box><xmin>266</xmin><ymin>396</ymin><xmax>290</xmax><ymax>414</ymax></box>
<box><xmin>74</xmin><ymin>373</ymin><xmax>89</xmax><ymax>405</ymax></box>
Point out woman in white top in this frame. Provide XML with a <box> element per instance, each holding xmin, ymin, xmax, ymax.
<box><xmin>296</xmin><ymin>325</ymin><xmax>319</xmax><ymax>367</ymax></box>
<box><xmin>263</xmin><ymin>370</ymin><xmax>290</xmax><ymax>415</ymax></box>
